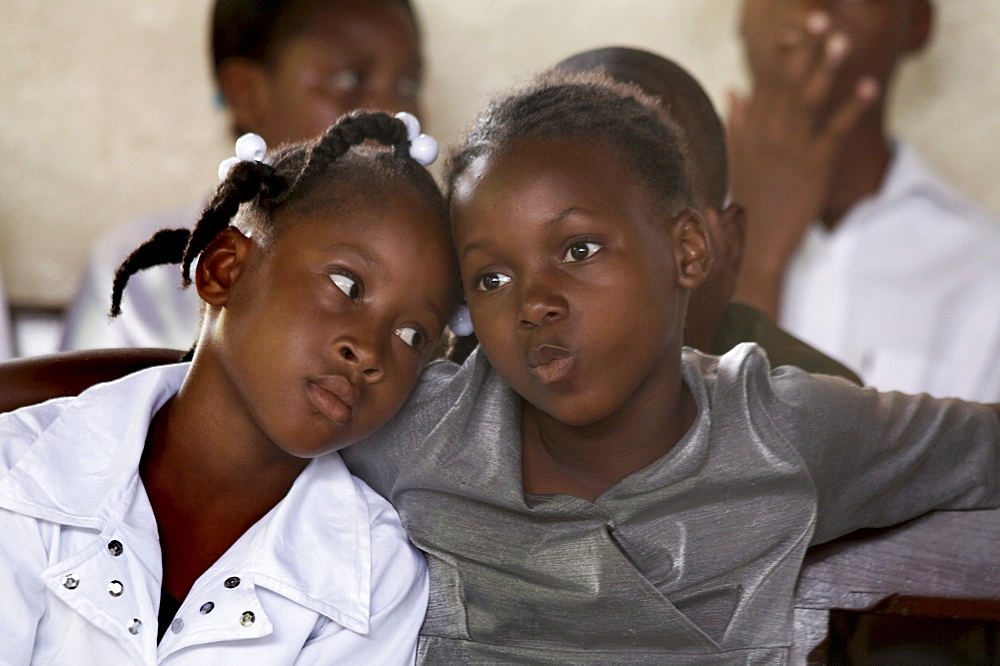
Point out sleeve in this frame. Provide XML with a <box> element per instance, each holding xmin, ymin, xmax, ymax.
<box><xmin>764</xmin><ymin>363</ymin><xmax>1000</xmax><ymax>544</ymax></box>
<box><xmin>295</xmin><ymin>494</ymin><xmax>428</xmax><ymax>665</ymax></box>
<box><xmin>0</xmin><ymin>510</ymin><xmax>52</xmax><ymax>661</ymax></box>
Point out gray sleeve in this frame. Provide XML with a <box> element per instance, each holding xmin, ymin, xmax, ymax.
<box><xmin>341</xmin><ymin>358</ymin><xmax>465</xmax><ymax>498</ymax></box>
<box><xmin>765</xmin><ymin>364</ymin><xmax>1000</xmax><ymax>544</ymax></box>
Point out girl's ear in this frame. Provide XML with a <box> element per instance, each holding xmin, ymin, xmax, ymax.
<box><xmin>195</xmin><ymin>227</ymin><xmax>253</xmax><ymax>306</ymax></box>
<box><xmin>905</xmin><ymin>0</ymin><xmax>934</xmax><ymax>55</ymax></box>
<box><xmin>670</xmin><ymin>208</ymin><xmax>712</xmax><ymax>290</ymax></box>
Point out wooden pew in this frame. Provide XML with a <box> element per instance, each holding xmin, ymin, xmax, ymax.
<box><xmin>793</xmin><ymin>506</ymin><xmax>1000</xmax><ymax>663</ymax></box>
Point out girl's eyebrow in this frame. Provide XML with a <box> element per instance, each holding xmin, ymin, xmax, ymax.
<box><xmin>324</xmin><ymin>244</ymin><xmax>386</xmax><ymax>278</ymax></box>
<box><xmin>460</xmin><ymin>207</ymin><xmax>592</xmax><ymax>259</ymax></box>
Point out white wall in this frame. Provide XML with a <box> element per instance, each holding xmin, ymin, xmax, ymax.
<box><xmin>2</xmin><ymin>0</ymin><xmax>998</xmax><ymax>307</ymax></box>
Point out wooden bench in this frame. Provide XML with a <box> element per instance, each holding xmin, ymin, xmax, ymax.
<box><xmin>793</xmin><ymin>506</ymin><xmax>1000</xmax><ymax>663</ymax></box>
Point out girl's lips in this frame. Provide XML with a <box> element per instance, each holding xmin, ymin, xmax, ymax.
<box><xmin>307</xmin><ymin>375</ymin><xmax>358</xmax><ymax>424</ymax></box>
<box><xmin>527</xmin><ymin>345</ymin><xmax>575</xmax><ymax>384</ymax></box>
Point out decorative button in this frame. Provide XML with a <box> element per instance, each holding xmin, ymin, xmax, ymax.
<box><xmin>171</xmin><ymin>617</ymin><xmax>184</xmax><ymax>634</ymax></box>
<box><xmin>107</xmin><ymin>540</ymin><xmax>123</xmax><ymax>557</ymax></box>
<box><xmin>127</xmin><ymin>618</ymin><xmax>142</xmax><ymax>635</ymax></box>
<box><xmin>199</xmin><ymin>601</ymin><xmax>215</xmax><ymax>615</ymax></box>
<box><xmin>62</xmin><ymin>573</ymin><xmax>80</xmax><ymax>590</ymax></box>
<box><xmin>108</xmin><ymin>580</ymin><xmax>124</xmax><ymax>597</ymax></box>
<box><xmin>240</xmin><ymin>611</ymin><xmax>255</xmax><ymax>627</ymax></box>
<box><xmin>224</xmin><ymin>576</ymin><xmax>241</xmax><ymax>589</ymax></box>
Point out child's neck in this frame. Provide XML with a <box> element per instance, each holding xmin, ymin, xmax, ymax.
<box><xmin>141</xmin><ymin>360</ymin><xmax>308</xmax><ymax>602</ymax></box>
<box><xmin>519</xmin><ymin>369</ymin><xmax>697</xmax><ymax>504</ymax></box>
<box><xmin>820</xmin><ymin>113</ymin><xmax>892</xmax><ymax>231</ymax></box>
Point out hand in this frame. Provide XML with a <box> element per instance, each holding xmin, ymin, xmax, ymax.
<box><xmin>728</xmin><ymin>11</ymin><xmax>878</xmax><ymax>317</ymax></box>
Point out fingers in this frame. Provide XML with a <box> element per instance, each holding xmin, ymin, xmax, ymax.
<box><xmin>822</xmin><ymin>76</ymin><xmax>880</xmax><ymax>146</ymax></box>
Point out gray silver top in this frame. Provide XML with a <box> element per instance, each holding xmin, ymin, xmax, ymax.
<box><xmin>343</xmin><ymin>343</ymin><xmax>1000</xmax><ymax>663</ymax></box>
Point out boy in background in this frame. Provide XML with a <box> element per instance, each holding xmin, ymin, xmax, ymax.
<box><xmin>729</xmin><ymin>0</ymin><xmax>1000</xmax><ymax>401</ymax></box>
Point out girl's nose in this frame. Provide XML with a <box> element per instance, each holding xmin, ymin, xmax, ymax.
<box><xmin>338</xmin><ymin>340</ymin><xmax>384</xmax><ymax>383</ymax></box>
<box><xmin>518</xmin><ymin>277</ymin><xmax>569</xmax><ymax>328</ymax></box>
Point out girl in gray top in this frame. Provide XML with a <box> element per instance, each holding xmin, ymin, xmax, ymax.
<box><xmin>342</xmin><ymin>70</ymin><xmax>1000</xmax><ymax>663</ymax></box>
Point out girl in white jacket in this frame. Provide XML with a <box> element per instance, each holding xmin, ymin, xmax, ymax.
<box><xmin>0</xmin><ymin>111</ymin><xmax>456</xmax><ymax>664</ymax></box>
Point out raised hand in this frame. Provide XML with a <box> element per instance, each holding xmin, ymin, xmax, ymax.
<box><xmin>728</xmin><ymin>11</ymin><xmax>878</xmax><ymax>317</ymax></box>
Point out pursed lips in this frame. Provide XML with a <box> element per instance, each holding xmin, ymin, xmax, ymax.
<box><xmin>526</xmin><ymin>344</ymin><xmax>575</xmax><ymax>384</ymax></box>
<box><xmin>307</xmin><ymin>374</ymin><xmax>360</xmax><ymax>424</ymax></box>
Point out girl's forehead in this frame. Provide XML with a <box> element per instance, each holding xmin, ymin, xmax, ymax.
<box><xmin>453</xmin><ymin>137</ymin><xmax>638</xmax><ymax>211</ymax></box>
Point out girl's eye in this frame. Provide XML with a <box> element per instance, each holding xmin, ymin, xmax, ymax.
<box><xmin>330</xmin><ymin>273</ymin><xmax>361</xmax><ymax>300</ymax></box>
<box><xmin>395</xmin><ymin>326</ymin><xmax>425</xmax><ymax>349</ymax></box>
<box><xmin>475</xmin><ymin>273</ymin><xmax>512</xmax><ymax>292</ymax></box>
<box><xmin>562</xmin><ymin>241</ymin><xmax>602</xmax><ymax>263</ymax></box>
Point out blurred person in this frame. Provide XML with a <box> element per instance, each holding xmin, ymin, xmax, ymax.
<box><xmin>729</xmin><ymin>0</ymin><xmax>1000</xmax><ymax>401</ymax></box>
<box><xmin>61</xmin><ymin>0</ymin><xmax>424</xmax><ymax>351</ymax></box>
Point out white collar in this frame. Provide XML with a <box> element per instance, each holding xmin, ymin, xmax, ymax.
<box><xmin>0</xmin><ymin>363</ymin><xmax>374</xmax><ymax>633</ymax></box>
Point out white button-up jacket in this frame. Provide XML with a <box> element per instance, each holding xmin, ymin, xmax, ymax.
<box><xmin>0</xmin><ymin>363</ymin><xmax>428</xmax><ymax>664</ymax></box>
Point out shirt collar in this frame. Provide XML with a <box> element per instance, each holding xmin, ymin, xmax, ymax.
<box><xmin>233</xmin><ymin>451</ymin><xmax>374</xmax><ymax>633</ymax></box>
<box><xmin>0</xmin><ymin>362</ymin><xmax>374</xmax><ymax>632</ymax></box>
<box><xmin>0</xmin><ymin>363</ymin><xmax>188</xmax><ymax>530</ymax></box>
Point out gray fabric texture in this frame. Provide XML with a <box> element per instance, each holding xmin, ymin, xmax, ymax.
<box><xmin>342</xmin><ymin>343</ymin><xmax>1000</xmax><ymax>663</ymax></box>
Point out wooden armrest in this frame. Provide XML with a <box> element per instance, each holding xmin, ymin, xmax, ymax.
<box><xmin>0</xmin><ymin>348</ymin><xmax>184</xmax><ymax>413</ymax></box>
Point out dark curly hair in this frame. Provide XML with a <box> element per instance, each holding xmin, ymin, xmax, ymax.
<box><xmin>211</xmin><ymin>0</ymin><xmax>418</xmax><ymax>81</ymax></box>
<box><xmin>111</xmin><ymin>111</ymin><xmax>451</xmax><ymax>327</ymax></box>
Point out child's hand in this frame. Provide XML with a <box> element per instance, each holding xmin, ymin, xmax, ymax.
<box><xmin>727</xmin><ymin>10</ymin><xmax>878</xmax><ymax>317</ymax></box>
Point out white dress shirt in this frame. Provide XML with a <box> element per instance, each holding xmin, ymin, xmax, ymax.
<box><xmin>779</xmin><ymin>142</ymin><xmax>1000</xmax><ymax>401</ymax></box>
<box><xmin>60</xmin><ymin>204</ymin><xmax>205</xmax><ymax>352</ymax></box>
<box><xmin>0</xmin><ymin>363</ymin><xmax>428</xmax><ymax>664</ymax></box>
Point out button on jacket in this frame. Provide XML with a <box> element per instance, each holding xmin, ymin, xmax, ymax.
<box><xmin>0</xmin><ymin>363</ymin><xmax>428</xmax><ymax>664</ymax></box>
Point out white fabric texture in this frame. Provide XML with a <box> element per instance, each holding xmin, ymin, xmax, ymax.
<box><xmin>778</xmin><ymin>142</ymin><xmax>1000</xmax><ymax>401</ymax></box>
<box><xmin>0</xmin><ymin>363</ymin><xmax>428</xmax><ymax>664</ymax></box>
<box><xmin>60</xmin><ymin>204</ymin><xmax>205</xmax><ymax>352</ymax></box>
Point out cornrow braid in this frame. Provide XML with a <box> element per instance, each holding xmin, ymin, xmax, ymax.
<box><xmin>110</xmin><ymin>110</ymin><xmax>437</xmax><ymax>324</ymax></box>
<box><xmin>293</xmin><ymin>112</ymin><xmax>409</xmax><ymax>190</ymax></box>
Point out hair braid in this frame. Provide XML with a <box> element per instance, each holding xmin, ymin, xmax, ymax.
<box><xmin>110</xmin><ymin>228</ymin><xmax>191</xmax><ymax>316</ymax></box>
<box><xmin>111</xmin><ymin>110</ymin><xmax>446</xmax><ymax>327</ymax></box>
<box><xmin>295</xmin><ymin>112</ymin><xmax>408</xmax><ymax>190</ymax></box>
<box><xmin>180</xmin><ymin>160</ymin><xmax>282</xmax><ymax>284</ymax></box>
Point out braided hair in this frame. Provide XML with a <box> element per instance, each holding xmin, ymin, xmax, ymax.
<box><xmin>443</xmin><ymin>69</ymin><xmax>696</xmax><ymax>363</ymax></box>
<box><xmin>111</xmin><ymin>111</ymin><xmax>448</xmax><ymax>320</ymax></box>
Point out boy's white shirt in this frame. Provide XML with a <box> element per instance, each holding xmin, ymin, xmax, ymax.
<box><xmin>779</xmin><ymin>141</ymin><xmax>1000</xmax><ymax>402</ymax></box>
<box><xmin>0</xmin><ymin>363</ymin><xmax>428</xmax><ymax>665</ymax></box>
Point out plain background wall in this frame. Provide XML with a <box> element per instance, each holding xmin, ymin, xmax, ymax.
<box><xmin>2</xmin><ymin>0</ymin><xmax>999</xmax><ymax>308</ymax></box>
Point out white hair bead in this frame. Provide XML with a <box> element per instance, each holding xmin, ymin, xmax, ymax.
<box><xmin>394</xmin><ymin>111</ymin><xmax>421</xmax><ymax>141</ymax></box>
<box><xmin>409</xmin><ymin>134</ymin><xmax>439</xmax><ymax>167</ymax></box>
<box><xmin>217</xmin><ymin>156</ymin><xmax>241</xmax><ymax>181</ymax></box>
<box><xmin>448</xmin><ymin>304</ymin><xmax>473</xmax><ymax>337</ymax></box>
<box><xmin>235</xmin><ymin>132</ymin><xmax>268</xmax><ymax>162</ymax></box>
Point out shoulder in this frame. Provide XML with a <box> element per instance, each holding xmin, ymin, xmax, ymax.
<box><xmin>873</xmin><ymin>144</ymin><xmax>1000</xmax><ymax>256</ymax></box>
<box><xmin>352</xmin><ymin>475</ymin><xmax>428</xmax><ymax>607</ymax></box>
<box><xmin>712</xmin><ymin>304</ymin><xmax>862</xmax><ymax>384</ymax></box>
<box><xmin>0</xmin><ymin>398</ymin><xmax>73</xmax><ymax>480</ymax></box>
